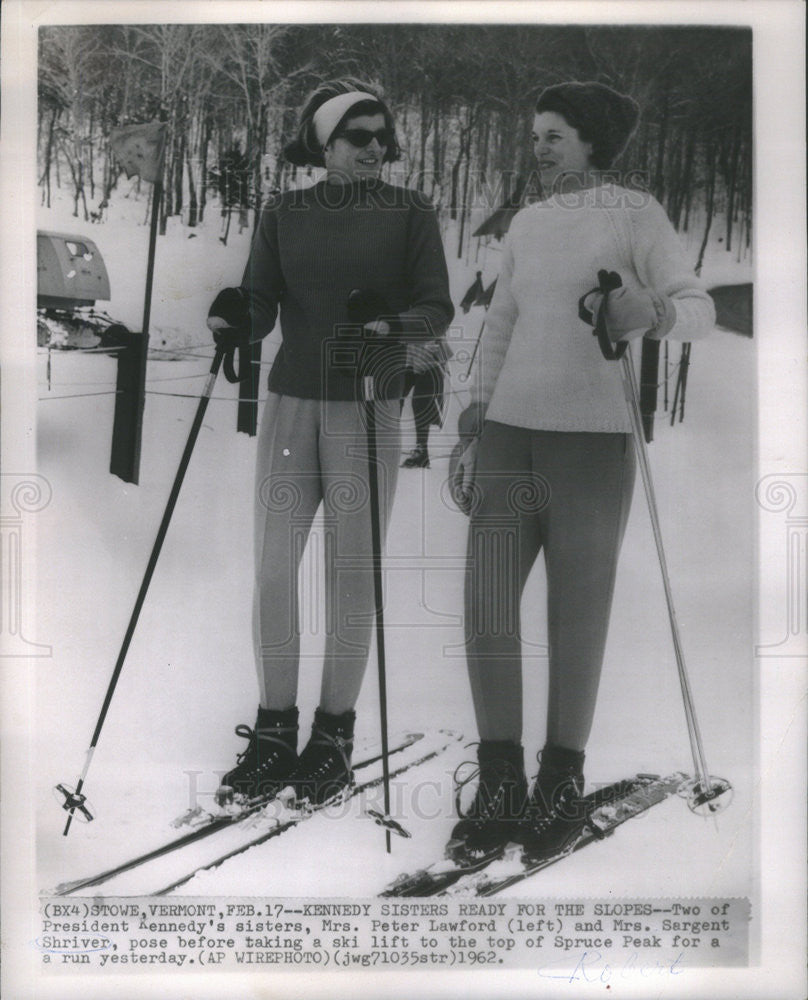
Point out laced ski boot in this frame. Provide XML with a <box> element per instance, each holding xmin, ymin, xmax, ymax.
<box><xmin>518</xmin><ymin>744</ymin><xmax>587</xmax><ymax>861</ymax></box>
<box><xmin>285</xmin><ymin>708</ymin><xmax>355</xmax><ymax>808</ymax></box>
<box><xmin>445</xmin><ymin>740</ymin><xmax>527</xmax><ymax>864</ymax></box>
<box><xmin>401</xmin><ymin>444</ymin><xmax>430</xmax><ymax>468</ymax></box>
<box><xmin>216</xmin><ymin>706</ymin><xmax>298</xmax><ymax>807</ymax></box>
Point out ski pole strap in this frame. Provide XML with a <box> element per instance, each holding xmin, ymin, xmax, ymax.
<box><xmin>591</xmin><ymin>268</ymin><xmax>627</xmax><ymax>361</ymax></box>
<box><xmin>222</xmin><ymin>341</ymin><xmax>251</xmax><ymax>384</ymax></box>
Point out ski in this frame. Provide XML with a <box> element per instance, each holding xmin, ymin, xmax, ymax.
<box><xmin>54</xmin><ymin>730</ymin><xmax>461</xmax><ymax>896</ymax></box>
<box><xmin>450</xmin><ymin>772</ymin><xmax>686</xmax><ymax>897</ymax></box>
<box><xmin>381</xmin><ymin>773</ymin><xmax>685</xmax><ymax>898</ymax></box>
<box><xmin>53</xmin><ymin>730</ymin><xmax>425</xmax><ymax>896</ymax></box>
<box><xmin>149</xmin><ymin>729</ymin><xmax>461</xmax><ymax>896</ymax></box>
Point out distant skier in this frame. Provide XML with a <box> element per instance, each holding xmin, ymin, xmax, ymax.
<box><xmin>459</xmin><ymin>271</ymin><xmax>497</xmax><ymax>315</ymax></box>
<box><xmin>399</xmin><ymin>338</ymin><xmax>452</xmax><ymax>468</ymax></box>
<box><xmin>207</xmin><ymin>79</ymin><xmax>453</xmax><ymax>810</ymax></box>
<box><xmin>448</xmin><ymin>82</ymin><xmax>715</xmax><ymax>865</ymax></box>
<box><xmin>459</xmin><ymin>271</ymin><xmax>484</xmax><ymax>313</ymax></box>
<box><xmin>477</xmin><ymin>278</ymin><xmax>497</xmax><ymax>309</ymax></box>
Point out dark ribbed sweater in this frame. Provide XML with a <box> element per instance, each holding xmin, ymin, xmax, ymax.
<box><xmin>241</xmin><ymin>178</ymin><xmax>454</xmax><ymax>400</ymax></box>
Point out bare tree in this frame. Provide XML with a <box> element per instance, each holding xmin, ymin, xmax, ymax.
<box><xmin>36</xmin><ymin>23</ymin><xmax>751</xmax><ymax>265</ymax></box>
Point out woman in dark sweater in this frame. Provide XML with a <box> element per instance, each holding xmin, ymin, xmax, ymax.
<box><xmin>208</xmin><ymin>80</ymin><xmax>453</xmax><ymax>809</ymax></box>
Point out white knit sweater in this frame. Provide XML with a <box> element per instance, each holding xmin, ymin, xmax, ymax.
<box><xmin>473</xmin><ymin>184</ymin><xmax>716</xmax><ymax>433</ymax></box>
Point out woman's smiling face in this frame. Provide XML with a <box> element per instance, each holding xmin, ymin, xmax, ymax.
<box><xmin>323</xmin><ymin>112</ymin><xmax>387</xmax><ymax>183</ymax></box>
<box><xmin>532</xmin><ymin>111</ymin><xmax>594</xmax><ymax>188</ymax></box>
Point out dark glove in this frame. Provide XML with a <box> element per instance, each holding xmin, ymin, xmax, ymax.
<box><xmin>207</xmin><ymin>287</ymin><xmax>251</xmax><ymax>345</ymax></box>
<box><xmin>207</xmin><ymin>287</ymin><xmax>252</xmax><ymax>382</ymax></box>
<box><xmin>346</xmin><ymin>288</ymin><xmax>395</xmax><ymax>328</ymax></box>
<box><xmin>210</xmin><ymin>327</ymin><xmax>251</xmax><ymax>356</ymax></box>
<box><xmin>345</xmin><ymin>289</ymin><xmax>405</xmax><ymax>394</ymax></box>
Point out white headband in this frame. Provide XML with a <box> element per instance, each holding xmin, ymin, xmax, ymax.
<box><xmin>313</xmin><ymin>91</ymin><xmax>379</xmax><ymax>147</ymax></box>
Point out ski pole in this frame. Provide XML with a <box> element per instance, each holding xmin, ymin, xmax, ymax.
<box><xmin>458</xmin><ymin>312</ymin><xmax>487</xmax><ymax>383</ymax></box>
<box><xmin>592</xmin><ymin>271</ymin><xmax>731</xmax><ymax>815</ymax></box>
<box><xmin>362</xmin><ymin>379</ymin><xmax>393</xmax><ymax>853</ymax></box>
<box><xmin>346</xmin><ymin>288</ymin><xmax>403</xmax><ymax>851</ymax></box>
<box><xmin>459</xmin><ymin>279</ymin><xmax>498</xmax><ymax>383</ymax></box>
<box><xmin>59</xmin><ymin>344</ymin><xmax>229</xmax><ymax>835</ymax></box>
<box><xmin>674</xmin><ymin>341</ymin><xmax>692</xmax><ymax>425</ymax></box>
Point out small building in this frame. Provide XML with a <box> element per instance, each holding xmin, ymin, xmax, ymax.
<box><xmin>37</xmin><ymin>230</ymin><xmax>111</xmax><ymax>309</ymax></box>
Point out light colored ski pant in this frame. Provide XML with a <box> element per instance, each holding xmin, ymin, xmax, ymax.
<box><xmin>253</xmin><ymin>392</ymin><xmax>401</xmax><ymax>714</ymax></box>
<box><xmin>465</xmin><ymin>422</ymin><xmax>636</xmax><ymax>751</ymax></box>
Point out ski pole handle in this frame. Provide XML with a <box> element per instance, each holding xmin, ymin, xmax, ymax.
<box><xmin>209</xmin><ymin>334</ymin><xmax>251</xmax><ymax>384</ymax></box>
<box><xmin>580</xmin><ymin>269</ymin><xmax>627</xmax><ymax>361</ymax></box>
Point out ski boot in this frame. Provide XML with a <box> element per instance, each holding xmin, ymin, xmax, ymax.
<box><xmin>401</xmin><ymin>444</ymin><xmax>430</xmax><ymax>468</ymax></box>
<box><xmin>285</xmin><ymin>708</ymin><xmax>355</xmax><ymax>808</ymax></box>
<box><xmin>216</xmin><ymin>706</ymin><xmax>298</xmax><ymax>807</ymax></box>
<box><xmin>518</xmin><ymin>745</ymin><xmax>587</xmax><ymax>861</ymax></box>
<box><xmin>445</xmin><ymin>741</ymin><xmax>527</xmax><ymax>864</ymax></box>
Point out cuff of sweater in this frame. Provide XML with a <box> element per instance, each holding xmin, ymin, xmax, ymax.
<box><xmin>395</xmin><ymin>309</ymin><xmax>451</xmax><ymax>341</ymax></box>
<box><xmin>644</xmin><ymin>292</ymin><xmax>677</xmax><ymax>340</ymax></box>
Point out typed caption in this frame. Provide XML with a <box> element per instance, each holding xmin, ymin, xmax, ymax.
<box><xmin>37</xmin><ymin>896</ymin><xmax>749</xmax><ymax>973</ymax></box>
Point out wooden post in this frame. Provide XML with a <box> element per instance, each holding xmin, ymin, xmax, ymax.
<box><xmin>109</xmin><ymin>328</ymin><xmax>149</xmax><ymax>483</ymax></box>
<box><xmin>108</xmin><ymin>177</ymin><xmax>163</xmax><ymax>483</ymax></box>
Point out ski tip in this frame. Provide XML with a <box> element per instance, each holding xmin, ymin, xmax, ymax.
<box><xmin>51</xmin><ymin>875</ymin><xmax>89</xmax><ymax>897</ymax></box>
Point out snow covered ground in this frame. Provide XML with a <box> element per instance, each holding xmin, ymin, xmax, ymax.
<box><xmin>35</xmin><ymin>189</ymin><xmax>755</xmax><ymax>900</ymax></box>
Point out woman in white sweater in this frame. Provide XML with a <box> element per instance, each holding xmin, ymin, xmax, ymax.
<box><xmin>448</xmin><ymin>82</ymin><xmax>715</xmax><ymax>865</ymax></box>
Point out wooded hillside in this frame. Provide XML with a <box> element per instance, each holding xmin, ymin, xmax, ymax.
<box><xmin>38</xmin><ymin>23</ymin><xmax>752</xmax><ymax>265</ymax></box>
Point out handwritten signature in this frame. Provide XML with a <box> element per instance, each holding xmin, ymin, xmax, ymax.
<box><xmin>539</xmin><ymin>949</ymin><xmax>685</xmax><ymax>985</ymax></box>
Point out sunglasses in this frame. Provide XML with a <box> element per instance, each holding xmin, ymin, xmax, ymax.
<box><xmin>334</xmin><ymin>127</ymin><xmax>395</xmax><ymax>148</ymax></box>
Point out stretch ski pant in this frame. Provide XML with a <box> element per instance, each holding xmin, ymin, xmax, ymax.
<box><xmin>465</xmin><ymin>422</ymin><xmax>636</xmax><ymax>751</ymax></box>
<box><xmin>253</xmin><ymin>392</ymin><xmax>401</xmax><ymax>714</ymax></box>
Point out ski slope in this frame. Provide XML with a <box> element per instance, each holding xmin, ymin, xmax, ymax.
<box><xmin>35</xmin><ymin>190</ymin><xmax>755</xmax><ymax>899</ymax></box>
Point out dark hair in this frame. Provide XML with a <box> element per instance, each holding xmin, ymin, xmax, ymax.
<box><xmin>535</xmin><ymin>82</ymin><xmax>639</xmax><ymax>170</ymax></box>
<box><xmin>283</xmin><ymin>78</ymin><xmax>400</xmax><ymax>168</ymax></box>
